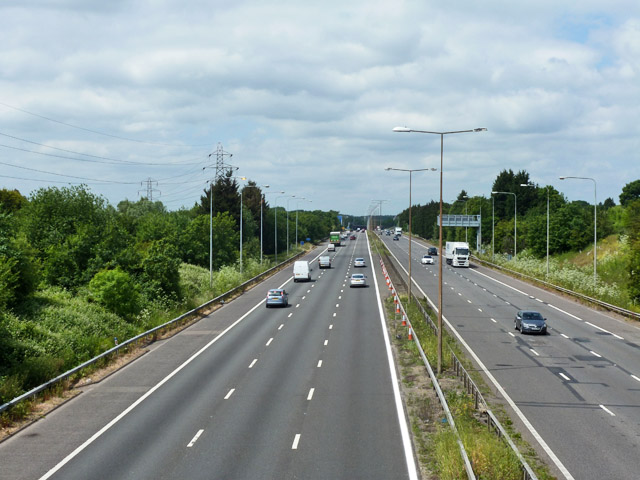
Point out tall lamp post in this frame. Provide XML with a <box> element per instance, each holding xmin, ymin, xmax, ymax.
<box><xmin>274</xmin><ymin>194</ymin><xmax>289</xmax><ymax>263</ymax></box>
<box><xmin>295</xmin><ymin>198</ymin><xmax>311</xmax><ymax>246</ymax></box>
<box><xmin>385</xmin><ymin>167</ymin><xmax>437</xmax><ymax>304</ymax></box>
<box><xmin>393</xmin><ymin>126</ymin><xmax>486</xmax><ymax>374</ymax></box>
<box><xmin>491</xmin><ymin>191</ymin><xmax>517</xmax><ymax>261</ymax></box>
<box><xmin>559</xmin><ymin>176</ymin><xmax>597</xmax><ymax>287</ymax></box>
<box><xmin>521</xmin><ymin>183</ymin><xmax>550</xmax><ymax>276</ymax></box>
<box><xmin>240</xmin><ymin>182</ymin><xmax>270</xmax><ymax>271</ymax></box>
<box><xmin>452</xmin><ymin>195</ymin><xmax>469</xmax><ymax>242</ymax></box>
<box><xmin>262</xmin><ymin>191</ymin><xmax>284</xmax><ymax>264</ymax></box>
<box><xmin>286</xmin><ymin>195</ymin><xmax>297</xmax><ymax>256</ymax></box>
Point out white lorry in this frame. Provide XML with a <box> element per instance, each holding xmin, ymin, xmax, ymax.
<box><xmin>445</xmin><ymin>241</ymin><xmax>470</xmax><ymax>267</ymax></box>
<box><xmin>394</xmin><ymin>227</ymin><xmax>402</xmax><ymax>235</ymax></box>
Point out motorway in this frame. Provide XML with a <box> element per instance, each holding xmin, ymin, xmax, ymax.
<box><xmin>381</xmin><ymin>232</ymin><xmax>640</xmax><ymax>480</ymax></box>
<box><xmin>0</xmin><ymin>234</ymin><xmax>417</xmax><ymax>480</ymax></box>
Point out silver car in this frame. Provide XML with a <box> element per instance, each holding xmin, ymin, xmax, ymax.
<box><xmin>266</xmin><ymin>289</ymin><xmax>289</xmax><ymax>308</ymax></box>
<box><xmin>349</xmin><ymin>273</ymin><xmax>367</xmax><ymax>288</ymax></box>
<box><xmin>515</xmin><ymin>310</ymin><xmax>547</xmax><ymax>334</ymax></box>
<box><xmin>354</xmin><ymin>258</ymin><xmax>366</xmax><ymax>267</ymax></box>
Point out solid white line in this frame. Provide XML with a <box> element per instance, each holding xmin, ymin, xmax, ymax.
<box><xmin>38</xmin><ymin>281</ymin><xmax>282</xmax><ymax>480</ymax></box>
<box><xmin>366</xmin><ymin>233</ymin><xmax>419</xmax><ymax>480</ymax></box>
<box><xmin>224</xmin><ymin>388</ymin><xmax>235</xmax><ymax>400</ymax></box>
<box><xmin>278</xmin><ymin>324</ymin><xmax>284</xmax><ymax>330</ymax></box>
<box><xmin>317</xmin><ymin>360</ymin><xmax>322</xmax><ymax>368</ymax></box>
<box><xmin>585</xmin><ymin>321</ymin><xmax>624</xmax><ymax>340</ymax></box>
<box><xmin>547</xmin><ymin>303</ymin><xmax>583</xmax><ymax>321</ymax></box>
<box><xmin>248</xmin><ymin>359</ymin><xmax>257</xmax><ymax>368</ymax></box>
<box><xmin>631</xmin><ymin>375</ymin><xmax>640</xmax><ymax>383</ymax></box>
<box><xmin>530</xmin><ymin>349</ymin><xmax>540</xmax><ymax>357</ymax></box>
<box><xmin>187</xmin><ymin>429</ymin><xmax>204</xmax><ymax>448</ymax></box>
<box><xmin>536</xmin><ymin>298</ymin><xmax>544</xmax><ymax>302</ymax></box>
<box><xmin>559</xmin><ymin>373</ymin><xmax>571</xmax><ymax>381</ymax></box>
<box><xmin>266</xmin><ymin>338</ymin><xmax>273</xmax><ymax>346</ymax></box>
<box><xmin>600</xmin><ymin>405</ymin><xmax>616</xmax><ymax>416</ymax></box>
<box><xmin>292</xmin><ymin>434</ymin><xmax>301</xmax><ymax>449</ymax></box>
<box><xmin>590</xmin><ymin>350</ymin><xmax>602</xmax><ymax>358</ymax></box>
<box><xmin>307</xmin><ymin>388</ymin><xmax>314</xmax><ymax>400</ymax></box>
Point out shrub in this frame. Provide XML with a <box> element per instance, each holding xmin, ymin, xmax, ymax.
<box><xmin>89</xmin><ymin>268</ymin><xmax>141</xmax><ymax>319</ymax></box>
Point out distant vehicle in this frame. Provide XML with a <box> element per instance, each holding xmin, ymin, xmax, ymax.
<box><xmin>515</xmin><ymin>310</ymin><xmax>547</xmax><ymax>334</ymax></box>
<box><xmin>319</xmin><ymin>256</ymin><xmax>331</xmax><ymax>269</ymax></box>
<box><xmin>386</xmin><ymin>231</ymin><xmax>391</xmax><ymax>236</ymax></box>
<box><xmin>445</xmin><ymin>241</ymin><xmax>470</xmax><ymax>267</ymax></box>
<box><xmin>349</xmin><ymin>273</ymin><xmax>367</xmax><ymax>287</ymax></box>
<box><xmin>293</xmin><ymin>260</ymin><xmax>311</xmax><ymax>282</ymax></box>
<box><xmin>349</xmin><ymin>235</ymin><xmax>356</xmax><ymax>240</ymax></box>
<box><xmin>328</xmin><ymin>243</ymin><xmax>336</xmax><ymax>251</ymax></box>
<box><xmin>354</xmin><ymin>257</ymin><xmax>366</xmax><ymax>267</ymax></box>
<box><xmin>395</xmin><ymin>227</ymin><xmax>402</xmax><ymax>235</ymax></box>
<box><xmin>427</xmin><ymin>247</ymin><xmax>438</xmax><ymax>256</ymax></box>
<box><xmin>266</xmin><ymin>289</ymin><xmax>288</xmax><ymax>308</ymax></box>
<box><xmin>393</xmin><ymin>235</ymin><xmax>399</xmax><ymax>241</ymax></box>
<box><xmin>421</xmin><ymin>255</ymin><xmax>434</xmax><ymax>265</ymax></box>
<box><xmin>330</xmin><ymin>231</ymin><xmax>341</xmax><ymax>246</ymax></box>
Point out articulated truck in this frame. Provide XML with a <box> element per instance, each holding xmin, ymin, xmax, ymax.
<box><xmin>445</xmin><ymin>241</ymin><xmax>470</xmax><ymax>267</ymax></box>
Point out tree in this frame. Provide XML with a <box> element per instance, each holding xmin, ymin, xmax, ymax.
<box><xmin>625</xmin><ymin>199</ymin><xmax>640</xmax><ymax>302</ymax></box>
<box><xmin>619</xmin><ymin>180</ymin><xmax>640</xmax><ymax>207</ymax></box>
<box><xmin>141</xmin><ymin>239</ymin><xmax>182</xmax><ymax>298</ymax></box>
<box><xmin>0</xmin><ymin>189</ymin><xmax>28</xmax><ymax>213</ymax></box>
<box><xmin>88</xmin><ymin>268</ymin><xmax>141</xmax><ymax>319</ymax></box>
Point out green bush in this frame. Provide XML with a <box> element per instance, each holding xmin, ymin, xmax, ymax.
<box><xmin>89</xmin><ymin>268</ymin><xmax>141</xmax><ymax>319</ymax></box>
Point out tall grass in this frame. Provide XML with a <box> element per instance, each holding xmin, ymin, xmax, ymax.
<box><xmin>0</xmin><ymin>252</ymin><xmax>292</xmax><ymax>420</ymax></box>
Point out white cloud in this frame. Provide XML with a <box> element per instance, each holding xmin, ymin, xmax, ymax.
<box><xmin>1</xmin><ymin>1</ymin><xmax>639</xmax><ymax>213</ymax></box>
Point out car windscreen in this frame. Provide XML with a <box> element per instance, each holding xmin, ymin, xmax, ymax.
<box><xmin>523</xmin><ymin>312</ymin><xmax>543</xmax><ymax>320</ymax></box>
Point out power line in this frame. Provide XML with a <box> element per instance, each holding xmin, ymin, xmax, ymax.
<box><xmin>0</xmin><ymin>131</ymin><xmax>207</xmax><ymax>165</ymax></box>
<box><xmin>0</xmin><ymin>101</ymin><xmax>212</xmax><ymax>147</ymax></box>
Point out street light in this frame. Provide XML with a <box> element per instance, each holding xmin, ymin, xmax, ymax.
<box><xmin>286</xmin><ymin>196</ymin><xmax>297</xmax><ymax>256</ymax></box>
<box><xmin>559</xmin><ymin>176</ymin><xmax>597</xmax><ymax>287</ymax></box>
<box><xmin>296</xmin><ymin>198</ymin><xmax>312</xmax><ymax>247</ymax></box>
<box><xmin>385</xmin><ymin>167</ymin><xmax>437</xmax><ymax>304</ymax></box>
<box><xmin>262</xmin><ymin>190</ymin><xmax>284</xmax><ymax>264</ymax></box>
<box><xmin>491</xmin><ymin>191</ymin><xmax>517</xmax><ymax>261</ymax></box>
<box><xmin>240</xmin><ymin>182</ymin><xmax>270</xmax><ymax>271</ymax></box>
<box><xmin>393</xmin><ymin>125</ymin><xmax>486</xmax><ymax>375</ymax></box>
<box><xmin>452</xmin><ymin>195</ymin><xmax>469</xmax><ymax>242</ymax></box>
<box><xmin>521</xmin><ymin>183</ymin><xmax>550</xmax><ymax>277</ymax></box>
<box><xmin>275</xmin><ymin>194</ymin><xmax>293</xmax><ymax>263</ymax></box>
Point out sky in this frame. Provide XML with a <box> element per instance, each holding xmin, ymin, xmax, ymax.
<box><xmin>1</xmin><ymin>0</ymin><xmax>639</xmax><ymax>217</ymax></box>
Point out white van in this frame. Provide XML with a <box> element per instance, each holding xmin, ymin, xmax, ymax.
<box><xmin>328</xmin><ymin>243</ymin><xmax>335</xmax><ymax>252</ymax></box>
<box><xmin>293</xmin><ymin>260</ymin><xmax>311</xmax><ymax>282</ymax></box>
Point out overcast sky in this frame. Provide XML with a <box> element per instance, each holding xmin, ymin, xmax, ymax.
<box><xmin>1</xmin><ymin>1</ymin><xmax>639</xmax><ymax>217</ymax></box>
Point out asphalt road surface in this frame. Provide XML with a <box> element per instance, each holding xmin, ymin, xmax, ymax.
<box><xmin>0</xmin><ymin>234</ymin><xmax>417</xmax><ymax>480</ymax></box>
<box><xmin>382</xmin><ymin>232</ymin><xmax>640</xmax><ymax>480</ymax></box>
